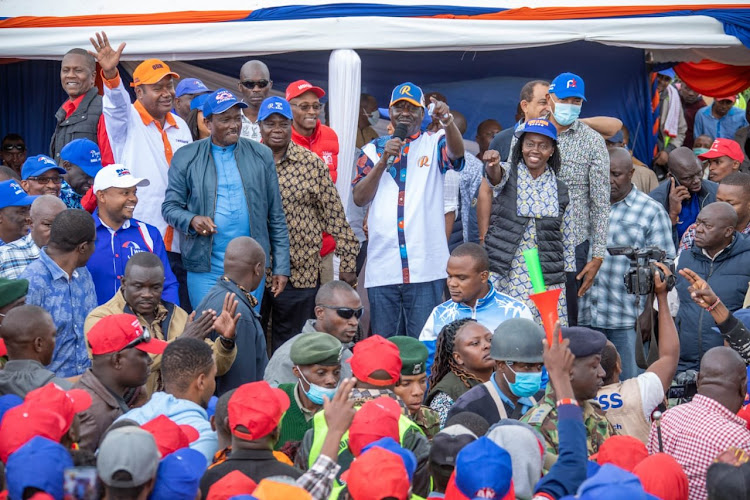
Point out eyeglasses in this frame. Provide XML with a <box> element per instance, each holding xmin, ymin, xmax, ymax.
<box><xmin>291</xmin><ymin>103</ymin><xmax>322</xmax><ymax>112</ymax></box>
<box><xmin>121</xmin><ymin>327</ymin><xmax>152</xmax><ymax>351</ymax></box>
<box><xmin>240</xmin><ymin>79</ymin><xmax>270</xmax><ymax>89</ymax></box>
<box><xmin>319</xmin><ymin>305</ymin><xmax>364</xmax><ymax>320</ymax></box>
<box><xmin>27</xmin><ymin>176</ymin><xmax>62</xmax><ymax>185</ymax></box>
<box><xmin>2</xmin><ymin>145</ymin><xmax>25</xmax><ymax>152</ymax></box>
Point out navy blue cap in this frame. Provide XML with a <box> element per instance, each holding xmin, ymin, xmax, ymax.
<box><xmin>190</xmin><ymin>93</ymin><xmax>210</xmax><ymax>112</ymax></box>
<box><xmin>59</xmin><ymin>138</ymin><xmax>102</xmax><ymax>178</ymax></box>
<box><xmin>150</xmin><ymin>448</ymin><xmax>207</xmax><ymax>500</ymax></box>
<box><xmin>560</xmin><ymin>464</ymin><xmax>659</xmax><ymax>500</ymax></box>
<box><xmin>0</xmin><ymin>180</ymin><xmax>38</xmax><ymax>209</ymax></box>
<box><xmin>514</xmin><ymin>118</ymin><xmax>558</xmax><ymax>142</ymax></box>
<box><xmin>455</xmin><ymin>437</ymin><xmax>513</xmax><ymax>499</ymax></box>
<box><xmin>21</xmin><ymin>155</ymin><xmax>66</xmax><ymax>180</ymax></box>
<box><xmin>562</xmin><ymin>326</ymin><xmax>607</xmax><ymax>358</ymax></box>
<box><xmin>6</xmin><ymin>436</ymin><xmax>74</xmax><ymax>500</ymax></box>
<box><xmin>362</xmin><ymin>437</ymin><xmax>417</xmax><ymax>482</ymax></box>
<box><xmin>606</xmin><ymin>130</ymin><xmax>625</xmax><ymax>144</ymax></box>
<box><xmin>175</xmin><ymin>78</ymin><xmax>210</xmax><ymax>98</ymax></box>
<box><xmin>549</xmin><ymin>72</ymin><xmax>586</xmax><ymax>101</ymax></box>
<box><xmin>258</xmin><ymin>96</ymin><xmax>293</xmax><ymax>121</ymax></box>
<box><xmin>202</xmin><ymin>89</ymin><xmax>247</xmax><ymax>118</ymax></box>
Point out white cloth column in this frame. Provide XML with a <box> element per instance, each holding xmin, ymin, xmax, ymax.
<box><xmin>328</xmin><ymin>49</ymin><xmax>361</xmax><ymax>214</ymax></box>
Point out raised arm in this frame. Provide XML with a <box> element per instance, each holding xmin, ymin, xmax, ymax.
<box><xmin>649</xmin><ymin>263</ymin><xmax>680</xmax><ymax>392</ymax></box>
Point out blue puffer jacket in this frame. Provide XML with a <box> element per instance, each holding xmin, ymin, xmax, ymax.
<box><xmin>162</xmin><ymin>137</ymin><xmax>290</xmax><ymax>275</ymax></box>
<box><xmin>676</xmin><ymin>233</ymin><xmax>750</xmax><ymax>371</ymax></box>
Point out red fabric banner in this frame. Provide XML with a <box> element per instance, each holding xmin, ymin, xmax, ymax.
<box><xmin>675</xmin><ymin>60</ymin><xmax>750</xmax><ymax>97</ymax></box>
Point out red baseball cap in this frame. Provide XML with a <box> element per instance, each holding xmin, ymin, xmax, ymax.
<box><xmin>0</xmin><ymin>338</ymin><xmax>6</xmax><ymax>357</ymax></box>
<box><xmin>348</xmin><ymin>335</ymin><xmax>402</xmax><ymax>386</ymax></box>
<box><xmin>228</xmin><ymin>381</ymin><xmax>290</xmax><ymax>441</ymax></box>
<box><xmin>348</xmin><ymin>396</ymin><xmax>401</xmax><ymax>457</ymax></box>
<box><xmin>698</xmin><ymin>138</ymin><xmax>745</xmax><ymax>163</ymax></box>
<box><xmin>206</xmin><ymin>470</ymin><xmax>257</xmax><ymax>500</ymax></box>
<box><xmin>25</xmin><ymin>383</ymin><xmax>92</xmax><ymax>422</ymax></box>
<box><xmin>285</xmin><ymin>80</ymin><xmax>325</xmax><ymax>101</ymax></box>
<box><xmin>141</xmin><ymin>415</ymin><xmax>199</xmax><ymax>457</ymax></box>
<box><xmin>88</xmin><ymin>314</ymin><xmax>168</xmax><ymax>355</ymax></box>
<box><xmin>341</xmin><ymin>447</ymin><xmax>411</xmax><ymax>500</ymax></box>
<box><xmin>594</xmin><ymin>435</ymin><xmax>648</xmax><ymax>472</ymax></box>
<box><xmin>715</xmin><ymin>95</ymin><xmax>737</xmax><ymax>103</ymax></box>
<box><xmin>0</xmin><ymin>405</ymin><xmax>69</xmax><ymax>462</ymax></box>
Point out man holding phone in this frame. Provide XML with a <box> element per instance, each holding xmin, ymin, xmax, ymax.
<box><xmin>649</xmin><ymin>146</ymin><xmax>717</xmax><ymax>246</ymax></box>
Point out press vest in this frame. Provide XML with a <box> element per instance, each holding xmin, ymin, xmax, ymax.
<box><xmin>597</xmin><ymin>378</ymin><xmax>651</xmax><ymax>444</ymax></box>
<box><xmin>485</xmin><ymin>164</ymin><xmax>569</xmax><ymax>286</ymax></box>
<box><xmin>308</xmin><ymin>410</ymin><xmax>423</xmax><ymax>499</ymax></box>
<box><xmin>50</xmin><ymin>88</ymin><xmax>103</xmax><ymax>162</ymax></box>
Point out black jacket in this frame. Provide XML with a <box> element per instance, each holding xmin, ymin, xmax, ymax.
<box><xmin>485</xmin><ymin>163</ymin><xmax>569</xmax><ymax>286</ymax></box>
<box><xmin>200</xmin><ymin>448</ymin><xmax>301</xmax><ymax>497</ymax></box>
<box><xmin>50</xmin><ymin>88</ymin><xmax>103</xmax><ymax>162</ymax></box>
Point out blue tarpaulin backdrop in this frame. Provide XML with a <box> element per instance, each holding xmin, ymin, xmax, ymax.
<box><xmin>1</xmin><ymin>41</ymin><xmax>654</xmax><ymax>164</ymax></box>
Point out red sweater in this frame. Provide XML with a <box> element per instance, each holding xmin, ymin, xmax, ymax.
<box><xmin>291</xmin><ymin>120</ymin><xmax>340</xmax><ymax>257</ymax></box>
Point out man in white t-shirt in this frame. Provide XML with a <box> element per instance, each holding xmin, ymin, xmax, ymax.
<box><xmin>596</xmin><ymin>262</ymin><xmax>679</xmax><ymax>443</ymax></box>
<box><xmin>352</xmin><ymin>82</ymin><xmax>465</xmax><ymax>338</ymax></box>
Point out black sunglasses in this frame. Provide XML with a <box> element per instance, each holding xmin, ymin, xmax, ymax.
<box><xmin>240</xmin><ymin>79</ymin><xmax>270</xmax><ymax>89</ymax></box>
<box><xmin>319</xmin><ymin>305</ymin><xmax>364</xmax><ymax>320</ymax></box>
<box><xmin>121</xmin><ymin>327</ymin><xmax>152</xmax><ymax>351</ymax></box>
<box><xmin>2</xmin><ymin>144</ymin><xmax>25</xmax><ymax>152</ymax></box>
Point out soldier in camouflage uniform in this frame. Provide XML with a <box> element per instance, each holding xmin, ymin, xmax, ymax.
<box><xmin>391</xmin><ymin>336</ymin><xmax>441</xmax><ymax>439</ymax></box>
<box><xmin>521</xmin><ymin>326</ymin><xmax>617</xmax><ymax>470</ymax></box>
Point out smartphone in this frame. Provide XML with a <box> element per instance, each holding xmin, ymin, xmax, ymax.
<box><xmin>668</xmin><ymin>173</ymin><xmax>682</xmax><ymax>187</ymax></box>
<box><xmin>63</xmin><ymin>467</ymin><xmax>99</xmax><ymax>500</ymax></box>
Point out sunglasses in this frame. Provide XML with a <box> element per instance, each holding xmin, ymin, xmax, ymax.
<box><xmin>240</xmin><ymin>79</ymin><xmax>270</xmax><ymax>89</ymax></box>
<box><xmin>27</xmin><ymin>176</ymin><xmax>62</xmax><ymax>185</ymax></box>
<box><xmin>291</xmin><ymin>103</ymin><xmax>322</xmax><ymax>112</ymax></box>
<box><xmin>2</xmin><ymin>144</ymin><xmax>25</xmax><ymax>152</ymax></box>
<box><xmin>319</xmin><ymin>305</ymin><xmax>364</xmax><ymax>320</ymax></box>
<box><xmin>121</xmin><ymin>327</ymin><xmax>152</xmax><ymax>351</ymax></box>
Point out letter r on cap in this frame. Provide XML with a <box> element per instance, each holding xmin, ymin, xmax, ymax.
<box><xmin>400</xmin><ymin>86</ymin><xmax>413</xmax><ymax>97</ymax></box>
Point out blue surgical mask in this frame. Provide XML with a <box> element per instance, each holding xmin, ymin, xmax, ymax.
<box><xmin>552</xmin><ymin>103</ymin><xmax>582</xmax><ymax>126</ymax></box>
<box><xmin>693</xmin><ymin>147</ymin><xmax>710</xmax><ymax>156</ymax></box>
<box><xmin>296</xmin><ymin>366</ymin><xmax>337</xmax><ymax>405</ymax></box>
<box><xmin>503</xmin><ymin>365</ymin><xmax>543</xmax><ymax>398</ymax></box>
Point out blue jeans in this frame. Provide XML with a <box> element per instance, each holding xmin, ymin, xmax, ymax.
<box><xmin>368</xmin><ymin>279</ymin><xmax>444</xmax><ymax>339</ymax></box>
<box><xmin>597</xmin><ymin>327</ymin><xmax>639</xmax><ymax>381</ymax></box>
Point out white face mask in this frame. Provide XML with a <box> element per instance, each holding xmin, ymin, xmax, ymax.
<box><xmin>366</xmin><ymin>109</ymin><xmax>380</xmax><ymax>127</ymax></box>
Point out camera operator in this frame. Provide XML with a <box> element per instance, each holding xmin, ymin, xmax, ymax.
<box><xmin>679</xmin><ymin>267</ymin><xmax>750</xmax><ymax>364</ymax></box>
<box><xmin>597</xmin><ymin>262</ymin><xmax>679</xmax><ymax>444</ymax></box>
<box><xmin>674</xmin><ymin>202</ymin><xmax>750</xmax><ymax>373</ymax></box>
<box><xmin>579</xmin><ymin>147</ymin><xmax>675</xmax><ymax>380</ymax></box>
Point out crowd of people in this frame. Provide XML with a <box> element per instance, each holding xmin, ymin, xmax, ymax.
<box><xmin>1</xmin><ymin>30</ymin><xmax>750</xmax><ymax>500</ymax></box>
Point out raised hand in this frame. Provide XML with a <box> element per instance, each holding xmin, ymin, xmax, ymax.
<box><xmin>180</xmin><ymin>309</ymin><xmax>216</xmax><ymax>340</ymax></box>
<box><xmin>89</xmin><ymin>31</ymin><xmax>125</xmax><ymax>79</ymax></box>
<box><xmin>678</xmin><ymin>267</ymin><xmax>718</xmax><ymax>309</ymax></box>
<box><xmin>324</xmin><ymin>377</ymin><xmax>357</xmax><ymax>436</ymax></box>
<box><xmin>214</xmin><ymin>292</ymin><xmax>241</xmax><ymax>340</ymax></box>
<box><xmin>543</xmin><ymin>321</ymin><xmax>576</xmax><ymax>400</ymax></box>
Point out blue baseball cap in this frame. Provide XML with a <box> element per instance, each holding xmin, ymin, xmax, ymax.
<box><xmin>150</xmin><ymin>448</ymin><xmax>207</xmax><ymax>500</ymax></box>
<box><xmin>258</xmin><ymin>96</ymin><xmax>293</xmax><ymax>121</ymax></box>
<box><xmin>514</xmin><ymin>118</ymin><xmax>558</xmax><ymax>142</ymax></box>
<box><xmin>190</xmin><ymin>93</ymin><xmax>210</xmax><ymax>112</ymax></box>
<box><xmin>560</xmin><ymin>464</ymin><xmax>659</xmax><ymax>500</ymax></box>
<box><xmin>362</xmin><ymin>437</ymin><xmax>417</xmax><ymax>482</ymax></box>
<box><xmin>59</xmin><ymin>139</ymin><xmax>102</xmax><ymax>178</ymax></box>
<box><xmin>21</xmin><ymin>155</ymin><xmax>66</xmax><ymax>180</ymax></box>
<box><xmin>549</xmin><ymin>72</ymin><xmax>586</xmax><ymax>101</ymax></box>
<box><xmin>0</xmin><ymin>180</ymin><xmax>38</xmax><ymax>209</ymax></box>
<box><xmin>175</xmin><ymin>78</ymin><xmax>210</xmax><ymax>98</ymax></box>
<box><xmin>606</xmin><ymin>130</ymin><xmax>625</xmax><ymax>144</ymax></box>
<box><xmin>0</xmin><ymin>393</ymin><xmax>23</xmax><ymax>422</ymax></box>
<box><xmin>202</xmin><ymin>89</ymin><xmax>248</xmax><ymax>118</ymax></box>
<box><xmin>6</xmin><ymin>436</ymin><xmax>74</xmax><ymax>500</ymax></box>
<box><xmin>390</xmin><ymin>82</ymin><xmax>425</xmax><ymax>108</ymax></box>
<box><xmin>656</xmin><ymin>68</ymin><xmax>675</xmax><ymax>80</ymax></box>
<box><xmin>455</xmin><ymin>436</ymin><xmax>513</xmax><ymax>500</ymax></box>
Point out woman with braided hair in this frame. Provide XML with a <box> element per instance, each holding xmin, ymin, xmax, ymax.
<box><xmin>425</xmin><ymin>317</ymin><xmax>494</xmax><ymax>426</ymax></box>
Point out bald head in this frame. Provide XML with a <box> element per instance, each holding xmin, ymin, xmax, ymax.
<box><xmin>701</xmin><ymin>202</ymin><xmax>739</xmax><ymax>228</ymax></box>
<box><xmin>668</xmin><ymin>147</ymin><xmax>703</xmax><ymax>193</ymax></box>
<box><xmin>239</xmin><ymin>60</ymin><xmax>270</xmax><ymax>80</ymax></box>
<box><xmin>698</xmin><ymin>346</ymin><xmax>746</xmax><ymax>412</ymax></box>
<box><xmin>609</xmin><ymin>147</ymin><xmax>632</xmax><ymax>170</ymax></box>
<box><xmin>30</xmin><ymin>195</ymin><xmax>66</xmax><ymax>219</ymax></box>
<box><xmin>0</xmin><ymin>305</ymin><xmax>56</xmax><ymax>364</ymax></box>
<box><xmin>694</xmin><ymin>202</ymin><xmax>737</xmax><ymax>254</ymax></box>
<box><xmin>224</xmin><ymin>237</ymin><xmax>266</xmax><ymax>290</ymax></box>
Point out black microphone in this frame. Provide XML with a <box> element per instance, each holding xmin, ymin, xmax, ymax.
<box><xmin>386</xmin><ymin>123</ymin><xmax>409</xmax><ymax>168</ymax></box>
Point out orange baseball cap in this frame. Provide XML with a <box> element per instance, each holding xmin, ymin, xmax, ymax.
<box><xmin>253</xmin><ymin>479</ymin><xmax>312</xmax><ymax>499</ymax></box>
<box><xmin>131</xmin><ymin>59</ymin><xmax>179</xmax><ymax>87</ymax></box>
<box><xmin>205</xmin><ymin>470</ymin><xmax>257</xmax><ymax>500</ymax></box>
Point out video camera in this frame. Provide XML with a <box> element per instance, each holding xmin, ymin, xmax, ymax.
<box><xmin>607</xmin><ymin>246</ymin><xmax>676</xmax><ymax>295</ymax></box>
<box><xmin>666</xmin><ymin>370</ymin><xmax>698</xmax><ymax>403</ymax></box>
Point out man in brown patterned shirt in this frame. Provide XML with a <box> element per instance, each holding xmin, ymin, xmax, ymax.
<box><xmin>258</xmin><ymin>96</ymin><xmax>359</xmax><ymax>351</ymax></box>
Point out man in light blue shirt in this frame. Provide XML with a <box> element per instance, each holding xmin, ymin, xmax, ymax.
<box><xmin>20</xmin><ymin>209</ymin><xmax>98</xmax><ymax>377</ymax></box>
<box><xmin>694</xmin><ymin>96</ymin><xmax>748</xmax><ymax>140</ymax></box>
<box><xmin>419</xmin><ymin>243</ymin><xmax>533</xmax><ymax>378</ymax></box>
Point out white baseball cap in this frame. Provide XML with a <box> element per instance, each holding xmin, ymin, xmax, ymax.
<box><xmin>93</xmin><ymin>164</ymin><xmax>150</xmax><ymax>193</ymax></box>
